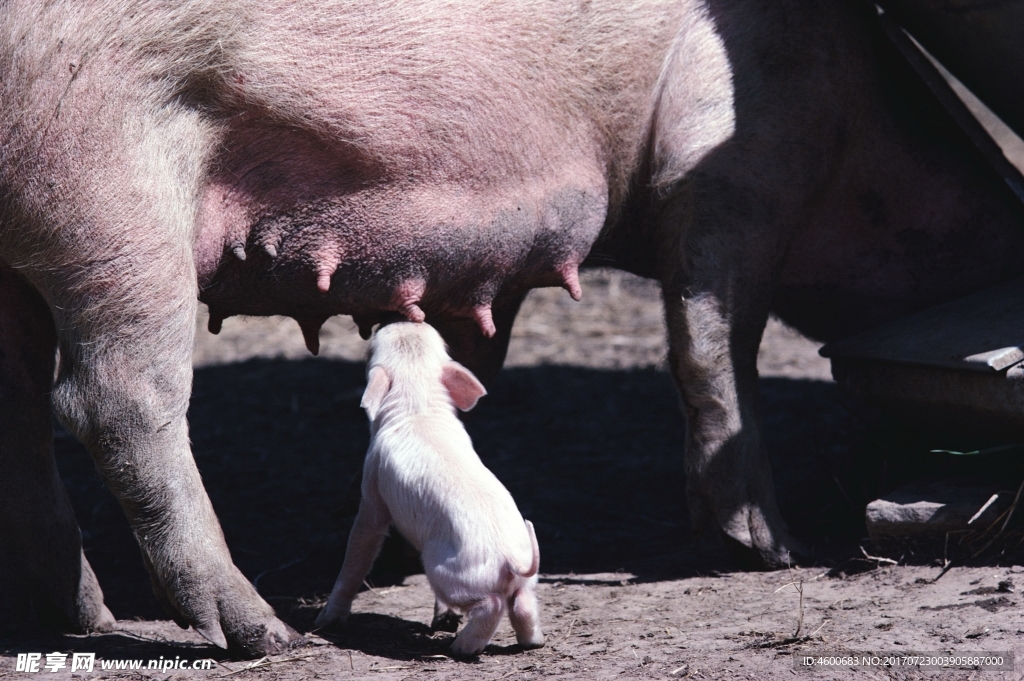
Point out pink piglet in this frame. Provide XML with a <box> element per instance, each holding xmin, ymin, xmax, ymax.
<box><xmin>315</xmin><ymin>321</ymin><xmax>544</xmax><ymax>656</ymax></box>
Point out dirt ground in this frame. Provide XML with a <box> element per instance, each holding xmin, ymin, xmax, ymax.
<box><xmin>3</xmin><ymin>270</ymin><xmax>1024</xmax><ymax>681</ymax></box>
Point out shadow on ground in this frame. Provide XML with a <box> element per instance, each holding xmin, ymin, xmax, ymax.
<box><xmin>49</xmin><ymin>357</ymin><xmax>1024</xmax><ymax>635</ymax></box>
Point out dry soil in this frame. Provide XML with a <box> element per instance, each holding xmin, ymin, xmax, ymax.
<box><xmin>2</xmin><ymin>270</ymin><xmax>1023</xmax><ymax>681</ymax></box>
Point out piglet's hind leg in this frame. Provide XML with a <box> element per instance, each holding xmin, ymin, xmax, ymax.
<box><xmin>508</xmin><ymin>580</ymin><xmax>544</xmax><ymax>649</ymax></box>
<box><xmin>450</xmin><ymin>594</ymin><xmax>505</xmax><ymax>657</ymax></box>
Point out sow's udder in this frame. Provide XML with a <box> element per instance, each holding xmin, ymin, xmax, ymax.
<box><xmin>195</xmin><ymin>158</ymin><xmax>606</xmax><ymax>351</ymax></box>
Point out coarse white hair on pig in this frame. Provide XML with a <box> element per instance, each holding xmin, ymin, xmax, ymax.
<box><xmin>315</xmin><ymin>320</ymin><xmax>543</xmax><ymax>657</ymax></box>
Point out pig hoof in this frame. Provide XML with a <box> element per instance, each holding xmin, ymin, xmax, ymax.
<box><xmin>90</xmin><ymin>604</ymin><xmax>117</xmax><ymax>633</ymax></box>
<box><xmin>151</xmin><ymin>566</ymin><xmax>303</xmax><ymax>658</ymax></box>
<box><xmin>313</xmin><ymin>606</ymin><xmax>349</xmax><ymax>630</ymax></box>
<box><xmin>722</xmin><ymin>529</ymin><xmax>809</xmax><ymax>570</ymax></box>
<box><xmin>195</xmin><ymin>621</ymin><xmax>229</xmax><ymax>649</ymax></box>
<box><xmin>61</xmin><ymin>589</ymin><xmax>116</xmax><ymax>634</ymax></box>
<box><xmin>430</xmin><ymin>610</ymin><xmax>461</xmax><ymax>633</ymax></box>
<box><xmin>257</xmin><ymin>619</ymin><xmax>305</xmax><ymax>655</ymax></box>
<box><xmin>449</xmin><ymin>638</ymin><xmax>486</xmax><ymax>659</ymax></box>
<box><xmin>32</xmin><ymin>598</ymin><xmax>115</xmax><ymax>635</ymax></box>
<box><xmin>517</xmin><ymin>633</ymin><xmax>545</xmax><ymax>650</ymax></box>
<box><xmin>224</xmin><ymin>618</ymin><xmax>305</xmax><ymax>658</ymax></box>
<box><xmin>23</xmin><ymin>551</ymin><xmax>116</xmax><ymax>635</ymax></box>
<box><xmin>713</xmin><ymin>502</ymin><xmax>810</xmax><ymax>570</ymax></box>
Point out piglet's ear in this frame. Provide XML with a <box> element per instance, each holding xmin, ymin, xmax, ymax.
<box><xmin>361</xmin><ymin>366</ymin><xmax>391</xmax><ymax>420</ymax></box>
<box><xmin>441</xmin><ymin>362</ymin><xmax>487</xmax><ymax>411</ymax></box>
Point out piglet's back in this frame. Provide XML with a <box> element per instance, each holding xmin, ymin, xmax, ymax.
<box><xmin>373</xmin><ymin>413</ymin><xmax>533</xmax><ymax>570</ymax></box>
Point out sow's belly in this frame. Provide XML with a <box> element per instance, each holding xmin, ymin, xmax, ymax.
<box><xmin>194</xmin><ymin>128</ymin><xmax>607</xmax><ymax>347</ymax></box>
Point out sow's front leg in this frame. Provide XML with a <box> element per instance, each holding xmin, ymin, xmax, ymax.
<box><xmin>43</xmin><ymin>247</ymin><xmax>298</xmax><ymax>656</ymax></box>
<box><xmin>7</xmin><ymin>117</ymin><xmax>300</xmax><ymax>657</ymax></box>
<box><xmin>0</xmin><ymin>266</ymin><xmax>113</xmax><ymax>633</ymax></box>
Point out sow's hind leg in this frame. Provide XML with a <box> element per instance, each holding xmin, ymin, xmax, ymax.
<box><xmin>654</xmin><ymin>141</ymin><xmax>813</xmax><ymax>569</ymax></box>
<box><xmin>661</xmin><ymin>254</ymin><xmax>802</xmax><ymax>568</ymax></box>
<box><xmin>0</xmin><ymin>265</ymin><xmax>114</xmax><ymax>634</ymax></box>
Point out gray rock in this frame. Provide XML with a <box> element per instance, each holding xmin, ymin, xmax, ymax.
<box><xmin>866</xmin><ymin>481</ymin><xmax>1009</xmax><ymax>542</ymax></box>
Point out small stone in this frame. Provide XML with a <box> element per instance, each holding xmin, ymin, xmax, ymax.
<box><xmin>865</xmin><ymin>481</ymin><xmax>1007</xmax><ymax>542</ymax></box>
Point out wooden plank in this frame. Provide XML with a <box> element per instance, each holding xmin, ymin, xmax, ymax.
<box><xmin>831</xmin><ymin>358</ymin><xmax>1024</xmax><ymax>433</ymax></box>
<box><xmin>874</xmin><ymin>8</ymin><xmax>1024</xmax><ymax>206</ymax></box>
<box><xmin>820</xmin><ymin>276</ymin><xmax>1024</xmax><ymax>373</ymax></box>
<box><xmin>878</xmin><ymin>0</ymin><xmax>1024</xmax><ymax>140</ymax></box>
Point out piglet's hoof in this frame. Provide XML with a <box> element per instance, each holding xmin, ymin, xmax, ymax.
<box><xmin>449</xmin><ymin>639</ymin><xmax>486</xmax><ymax>659</ymax></box>
<box><xmin>517</xmin><ymin>633</ymin><xmax>545</xmax><ymax>650</ymax></box>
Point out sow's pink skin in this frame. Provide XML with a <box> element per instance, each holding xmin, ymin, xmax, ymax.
<box><xmin>315</xmin><ymin>322</ymin><xmax>543</xmax><ymax>657</ymax></box>
<box><xmin>197</xmin><ymin>120</ymin><xmax>591</xmax><ymax>356</ymax></box>
<box><xmin>0</xmin><ymin>1</ymin><xmax>616</xmax><ymax>655</ymax></box>
<box><xmin>5</xmin><ymin>0</ymin><xmax>1024</xmax><ymax>658</ymax></box>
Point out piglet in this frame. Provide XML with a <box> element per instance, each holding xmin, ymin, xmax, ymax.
<box><xmin>314</xmin><ymin>321</ymin><xmax>543</xmax><ymax>656</ymax></box>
